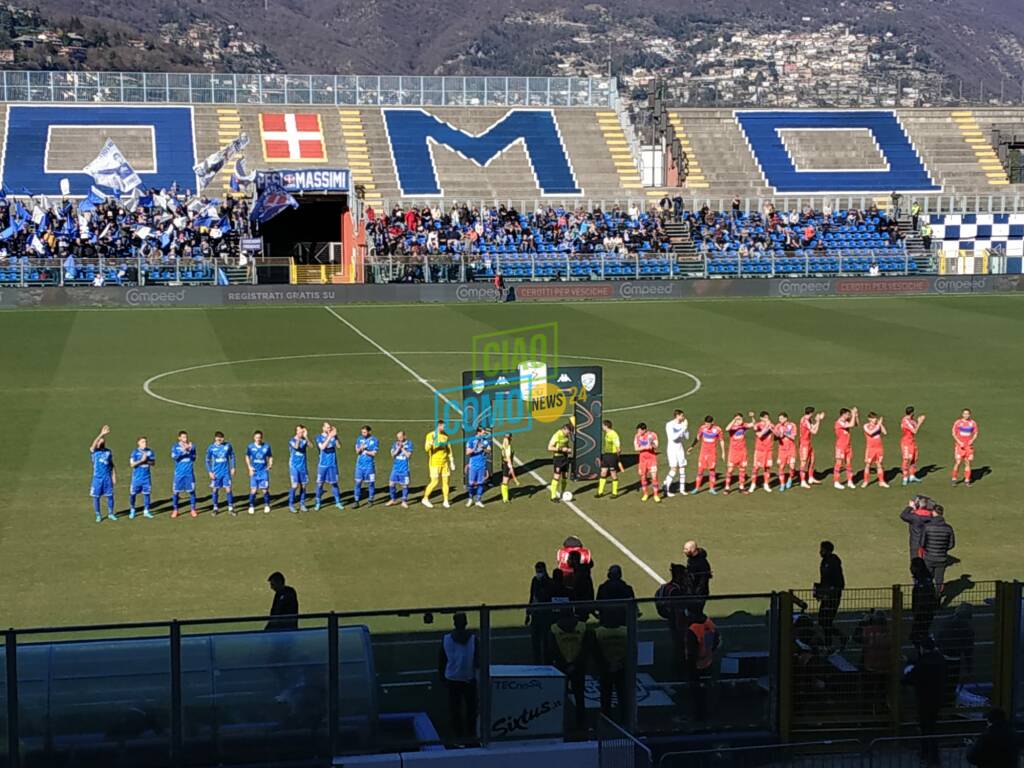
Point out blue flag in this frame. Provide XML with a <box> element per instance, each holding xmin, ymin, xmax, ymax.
<box><xmin>218</xmin><ymin>215</ymin><xmax>233</xmax><ymax>233</ymax></box>
<box><xmin>250</xmin><ymin>182</ymin><xmax>298</xmax><ymax>225</ymax></box>
<box><xmin>0</xmin><ymin>217</ymin><xmax>24</xmax><ymax>241</ymax></box>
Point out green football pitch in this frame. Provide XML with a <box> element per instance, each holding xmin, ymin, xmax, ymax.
<box><xmin>1</xmin><ymin>294</ymin><xmax>1021</xmax><ymax>630</ymax></box>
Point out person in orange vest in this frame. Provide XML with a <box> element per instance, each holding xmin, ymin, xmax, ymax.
<box><xmin>683</xmin><ymin>608</ymin><xmax>720</xmax><ymax>721</ymax></box>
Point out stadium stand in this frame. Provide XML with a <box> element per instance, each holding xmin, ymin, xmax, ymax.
<box><xmin>660</xmin><ymin>108</ymin><xmax>1024</xmax><ymax>200</ymax></box>
<box><xmin>0</xmin><ymin>192</ymin><xmax>248</xmax><ymax>286</ymax></box>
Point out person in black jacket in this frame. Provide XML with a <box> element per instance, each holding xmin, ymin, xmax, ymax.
<box><xmin>683</xmin><ymin>540</ymin><xmax>712</xmax><ymax>611</ymax></box>
<box><xmin>903</xmin><ymin>637</ymin><xmax>948</xmax><ymax>767</ymax></box>
<box><xmin>909</xmin><ymin>558</ymin><xmax>939</xmax><ymax>649</ymax></box>
<box><xmin>900</xmin><ymin>495</ymin><xmax>935</xmax><ymax>561</ymax></box>
<box><xmin>595</xmin><ymin>564</ymin><xmax>636</xmax><ymax>628</ymax></box>
<box><xmin>967</xmin><ymin>708</ymin><xmax>1019</xmax><ymax>768</ymax></box>
<box><xmin>265</xmin><ymin>572</ymin><xmax>299</xmax><ymax>631</ymax></box>
<box><xmin>815</xmin><ymin>541</ymin><xmax>845</xmax><ymax>648</ymax></box>
<box><xmin>526</xmin><ymin>561</ymin><xmax>553</xmax><ymax>664</ymax></box>
<box><xmin>921</xmin><ymin>506</ymin><xmax>955</xmax><ymax>590</ymax></box>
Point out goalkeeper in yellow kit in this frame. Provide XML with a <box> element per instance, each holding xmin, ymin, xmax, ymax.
<box><xmin>422</xmin><ymin>419</ymin><xmax>455</xmax><ymax>509</ymax></box>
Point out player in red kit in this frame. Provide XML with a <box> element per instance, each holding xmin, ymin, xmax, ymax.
<box><xmin>860</xmin><ymin>412</ymin><xmax>889</xmax><ymax>488</ymax></box>
<box><xmin>799</xmin><ymin>406</ymin><xmax>825</xmax><ymax>489</ymax></box>
<box><xmin>724</xmin><ymin>412</ymin><xmax>754</xmax><ymax>494</ymax></box>
<box><xmin>951</xmin><ymin>408</ymin><xmax>978</xmax><ymax>486</ymax></box>
<box><xmin>833</xmin><ymin>407</ymin><xmax>858</xmax><ymax>490</ymax></box>
<box><xmin>634</xmin><ymin>423</ymin><xmax>661</xmax><ymax>502</ymax></box>
<box><xmin>750</xmin><ymin>411</ymin><xmax>775</xmax><ymax>493</ymax></box>
<box><xmin>775</xmin><ymin>412</ymin><xmax>798</xmax><ymax>491</ymax></box>
<box><xmin>689</xmin><ymin>415</ymin><xmax>725</xmax><ymax>495</ymax></box>
<box><xmin>900</xmin><ymin>406</ymin><xmax>926</xmax><ymax>486</ymax></box>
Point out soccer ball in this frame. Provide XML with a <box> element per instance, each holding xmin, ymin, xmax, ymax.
<box><xmin>561</xmin><ymin>491</ymin><xmax>574</xmax><ymax>502</ymax></box>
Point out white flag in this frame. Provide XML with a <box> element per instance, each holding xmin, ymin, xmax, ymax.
<box><xmin>30</xmin><ymin>234</ymin><xmax>45</xmax><ymax>254</ymax></box>
<box><xmin>59</xmin><ymin>178</ymin><xmax>71</xmax><ymax>197</ymax></box>
<box><xmin>194</xmin><ymin>133</ymin><xmax>250</xmax><ymax>190</ymax></box>
<box><xmin>83</xmin><ymin>139</ymin><xmax>142</xmax><ymax>193</ymax></box>
<box><xmin>31</xmin><ymin>205</ymin><xmax>45</xmax><ymax>225</ymax></box>
<box><xmin>135</xmin><ymin>226</ymin><xmax>152</xmax><ymax>240</ymax></box>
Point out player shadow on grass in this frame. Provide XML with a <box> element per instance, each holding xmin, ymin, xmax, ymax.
<box><xmin>966</xmin><ymin>466</ymin><xmax>992</xmax><ymax>484</ymax></box>
<box><xmin>939</xmin><ymin>573</ymin><xmax>974</xmax><ymax>606</ymax></box>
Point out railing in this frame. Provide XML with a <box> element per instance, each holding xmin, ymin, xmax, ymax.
<box><xmin>363</xmin><ymin>250</ymin><xmax>929</xmax><ymax>283</ymax></box>
<box><xmin>382</xmin><ymin>194</ymin><xmax>1024</xmax><ymax>217</ymax></box>
<box><xmin>0</xmin><ymin>71</ymin><xmax>616</xmax><ymax>107</ymax></box>
<box><xmin>655</xmin><ymin>735</ymin><xmax>1014</xmax><ymax>768</ymax></box>
<box><xmin>0</xmin><ymin>583</ymin><xmax>1020</xmax><ymax>768</ymax></box>
<box><xmin>0</xmin><ymin>256</ymin><xmax>236</xmax><ymax>286</ymax></box>
<box><xmin>0</xmin><ymin>594</ymin><xmax>776</xmax><ymax>767</ymax></box>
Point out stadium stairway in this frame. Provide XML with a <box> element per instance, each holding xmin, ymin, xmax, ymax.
<box><xmin>898</xmin><ymin>109</ymin><xmax>1014</xmax><ymax>194</ymax></box>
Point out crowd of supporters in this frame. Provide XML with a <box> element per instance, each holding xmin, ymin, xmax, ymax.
<box><xmin>688</xmin><ymin>202</ymin><xmax>905</xmax><ymax>257</ymax></box>
<box><xmin>365</xmin><ymin>204</ymin><xmax>671</xmax><ymax>257</ymax></box>
<box><xmin>0</xmin><ymin>191</ymin><xmax>251</xmax><ymax>278</ymax></box>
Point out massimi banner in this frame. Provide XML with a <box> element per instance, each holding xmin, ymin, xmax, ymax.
<box><xmin>0</xmin><ymin>276</ymin><xmax>1021</xmax><ymax>309</ymax></box>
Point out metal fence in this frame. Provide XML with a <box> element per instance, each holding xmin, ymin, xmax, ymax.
<box><xmin>656</xmin><ymin>735</ymin><xmax>1016</xmax><ymax>768</ymax></box>
<box><xmin>598</xmin><ymin>714</ymin><xmax>653</xmax><ymax>768</ymax></box>
<box><xmin>0</xmin><ymin>587</ymin><xmax>1019</xmax><ymax>767</ymax></box>
<box><xmin>382</xmin><ymin>195</ymin><xmax>1024</xmax><ymax>218</ymax></box>
<box><xmin>0</xmin><ymin>71</ymin><xmax>617</xmax><ymax>107</ymax></box>
<box><xmin>786</xmin><ymin>582</ymin><xmax>1003</xmax><ymax>734</ymax></box>
<box><xmin>363</xmin><ymin>250</ymin><xmax>929</xmax><ymax>284</ymax></box>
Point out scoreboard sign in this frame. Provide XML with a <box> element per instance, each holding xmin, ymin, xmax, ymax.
<box><xmin>457</xmin><ymin>366</ymin><xmax>603</xmax><ymax>481</ymax></box>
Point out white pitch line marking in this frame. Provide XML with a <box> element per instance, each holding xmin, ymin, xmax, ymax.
<box><xmin>323</xmin><ymin>305</ymin><xmax>664</xmax><ymax>586</ymax></box>
<box><xmin>142</xmin><ymin>353</ymin><xmax>700</xmax><ymax>423</ymax></box>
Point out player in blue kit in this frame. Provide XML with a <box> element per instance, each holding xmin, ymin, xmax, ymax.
<box><xmin>315</xmin><ymin>422</ymin><xmax>343</xmax><ymax>511</ymax></box>
<box><xmin>386</xmin><ymin>430</ymin><xmax>414</xmax><ymax>508</ymax></box>
<box><xmin>128</xmin><ymin>436</ymin><xmax>156</xmax><ymax>519</ymax></box>
<box><xmin>353</xmin><ymin>425</ymin><xmax>379</xmax><ymax>508</ymax></box>
<box><xmin>90</xmin><ymin>425</ymin><xmax>117</xmax><ymax>522</ymax></box>
<box><xmin>288</xmin><ymin>424</ymin><xmax>310</xmax><ymax>513</ymax></box>
<box><xmin>205</xmin><ymin>432</ymin><xmax>236</xmax><ymax>516</ymax></box>
<box><xmin>465</xmin><ymin>427</ymin><xmax>490</xmax><ymax>508</ymax></box>
<box><xmin>171</xmin><ymin>430</ymin><xmax>198</xmax><ymax>519</ymax></box>
<box><xmin>246</xmin><ymin>430</ymin><xmax>273</xmax><ymax>514</ymax></box>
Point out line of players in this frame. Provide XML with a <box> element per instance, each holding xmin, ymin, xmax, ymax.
<box><xmin>593</xmin><ymin>406</ymin><xmax>980</xmax><ymax>500</ymax></box>
<box><xmin>87</xmin><ymin>420</ymin><xmax>505</xmax><ymax>521</ymax></box>
<box><xmin>88</xmin><ymin>406</ymin><xmax>979</xmax><ymax>520</ymax></box>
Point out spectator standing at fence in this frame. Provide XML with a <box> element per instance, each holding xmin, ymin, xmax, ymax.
<box><xmin>548</xmin><ymin>607</ymin><xmax>590</xmax><ymax>732</ymax></box>
<box><xmin>967</xmin><ymin>708</ymin><xmax>1019</xmax><ymax>768</ymax></box>
<box><xmin>814</xmin><ymin>541</ymin><xmax>845</xmax><ymax>649</ymax></box>
<box><xmin>656</xmin><ymin>563</ymin><xmax>690</xmax><ymax>663</ymax></box>
<box><xmin>493</xmin><ymin>271</ymin><xmax>505</xmax><ymax>302</ymax></box>
<box><xmin>438</xmin><ymin>612</ymin><xmax>478</xmax><ymax>742</ymax></box>
<box><xmin>910</xmin><ymin>557</ymin><xmax>939</xmax><ymax>649</ymax></box>
<box><xmin>921</xmin><ymin>506</ymin><xmax>955</xmax><ymax>591</ymax></box>
<box><xmin>526</xmin><ymin>561</ymin><xmax>553</xmax><ymax>664</ymax></box>
<box><xmin>594</xmin><ymin>599</ymin><xmax>629</xmax><ymax>723</ymax></box>
<box><xmin>903</xmin><ymin>636</ymin><xmax>948</xmax><ymax>768</ymax></box>
<box><xmin>937</xmin><ymin>604</ymin><xmax>975</xmax><ymax>695</ymax></box>
<box><xmin>920</xmin><ymin>220</ymin><xmax>933</xmax><ymax>251</ymax></box>
<box><xmin>683</xmin><ymin>541</ymin><xmax>712</xmax><ymax>613</ymax></box>
<box><xmin>265</xmin><ymin>572</ymin><xmax>299</xmax><ymax>631</ymax></box>
<box><xmin>683</xmin><ymin>608</ymin><xmax>720</xmax><ymax>722</ymax></box>
<box><xmin>596</xmin><ymin>564</ymin><xmax>635</xmax><ymax>628</ymax></box>
<box><xmin>853</xmin><ymin>609</ymin><xmax>891</xmax><ymax>713</ymax></box>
